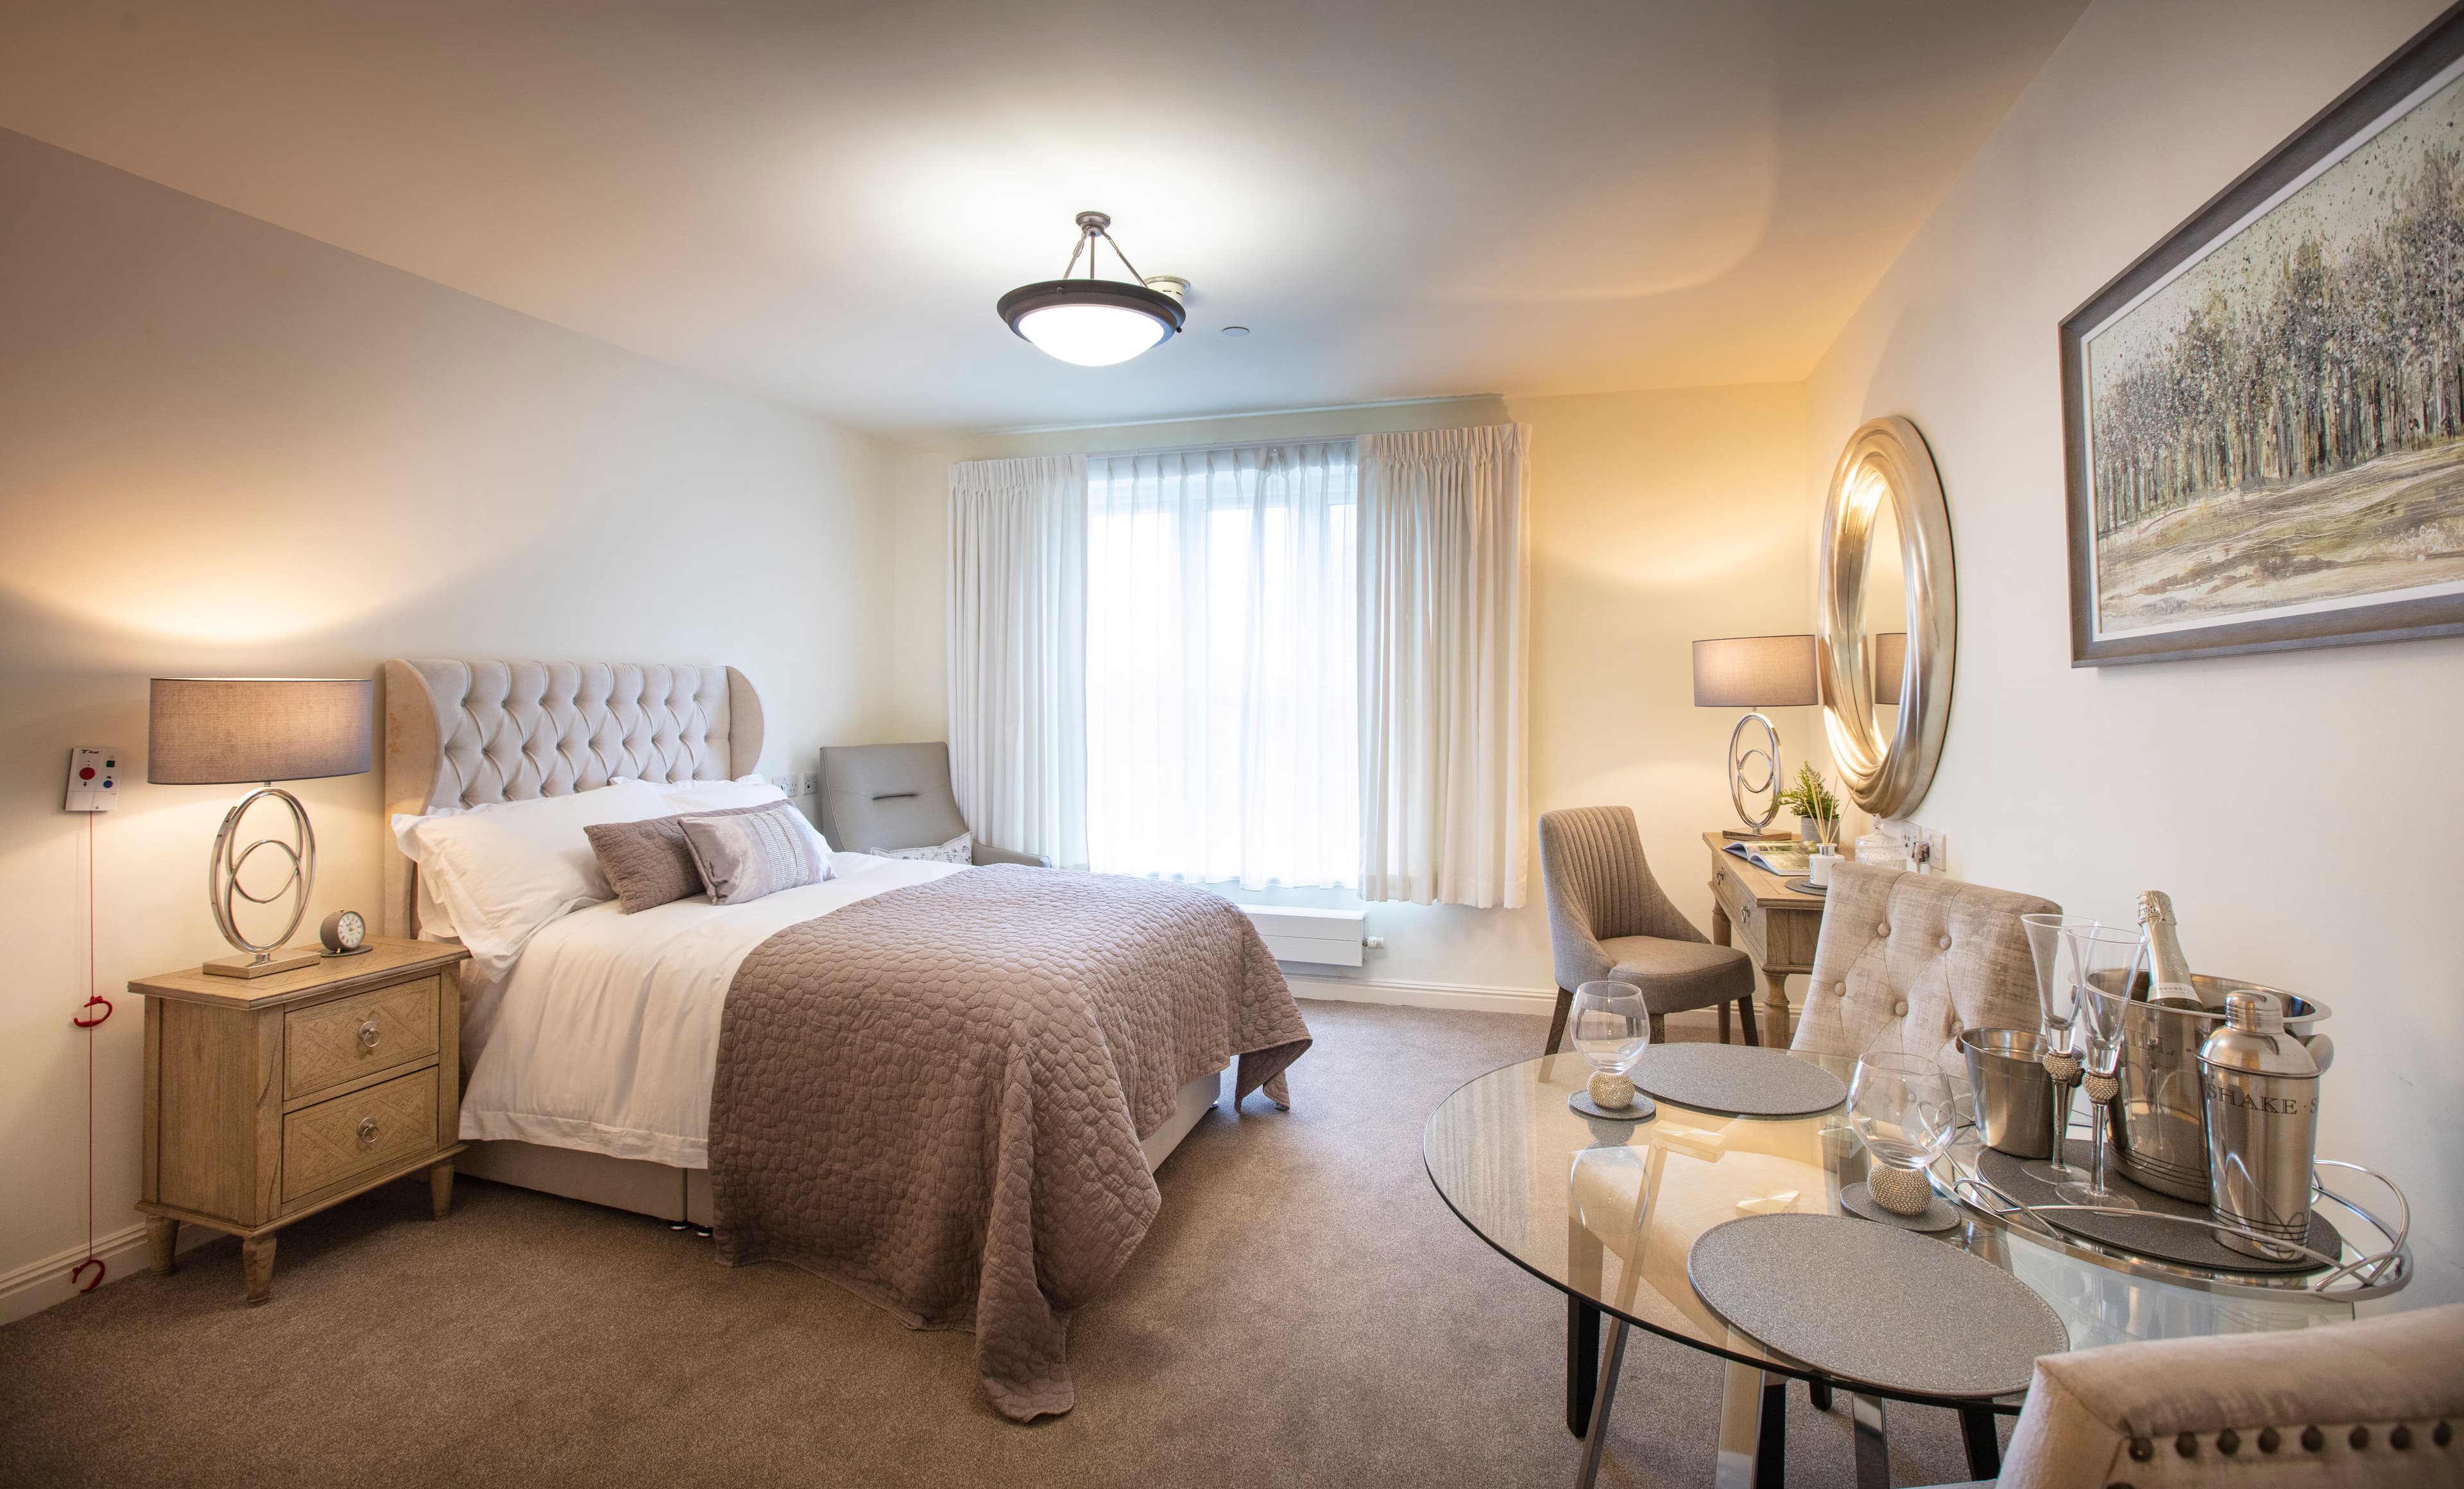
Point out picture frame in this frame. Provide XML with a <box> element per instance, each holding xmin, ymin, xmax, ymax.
<box><xmin>2060</xmin><ymin>3</ymin><xmax>2464</xmax><ymax>666</ymax></box>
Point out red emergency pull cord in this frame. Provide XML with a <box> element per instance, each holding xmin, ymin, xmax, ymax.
<box><xmin>71</xmin><ymin>813</ymin><xmax>107</xmax><ymax>1294</ymax></box>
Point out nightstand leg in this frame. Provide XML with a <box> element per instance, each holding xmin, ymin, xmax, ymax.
<box><xmin>429</xmin><ymin>1161</ymin><xmax>455</xmax><ymax>1219</ymax></box>
<box><xmin>241</xmin><ymin>1234</ymin><xmax>277</xmax><ymax>1305</ymax></box>
<box><xmin>144</xmin><ymin>1216</ymin><xmax>178</xmax><ymax>1275</ymax></box>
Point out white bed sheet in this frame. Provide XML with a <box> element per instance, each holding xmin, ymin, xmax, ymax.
<box><xmin>458</xmin><ymin>852</ymin><xmax>966</xmax><ymax>1167</ymax></box>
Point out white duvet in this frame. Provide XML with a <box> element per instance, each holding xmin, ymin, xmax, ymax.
<box><xmin>457</xmin><ymin>852</ymin><xmax>966</xmax><ymax>1167</ymax></box>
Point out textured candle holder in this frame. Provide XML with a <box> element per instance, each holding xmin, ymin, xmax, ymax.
<box><xmin>1587</xmin><ymin>1071</ymin><xmax>1636</xmax><ymax>1110</ymax></box>
<box><xmin>1866</xmin><ymin>1162</ymin><xmax>1935</xmax><ymax>1216</ymax></box>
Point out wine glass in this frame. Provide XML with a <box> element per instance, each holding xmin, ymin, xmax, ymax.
<box><xmin>1847</xmin><ymin>1051</ymin><xmax>1957</xmax><ymax>1214</ymax></box>
<box><xmin>1569</xmin><ymin>981</ymin><xmax>1653</xmax><ymax>1079</ymax></box>
<box><xmin>2020</xmin><ymin>912</ymin><xmax>2098</xmax><ymax>1185</ymax></box>
<box><xmin>2055</xmin><ymin>925</ymin><xmax>2148</xmax><ymax>1212</ymax></box>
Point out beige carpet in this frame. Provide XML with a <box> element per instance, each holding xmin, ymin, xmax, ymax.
<box><xmin>1</xmin><ymin>1001</ymin><xmax>1996</xmax><ymax>1486</ymax></box>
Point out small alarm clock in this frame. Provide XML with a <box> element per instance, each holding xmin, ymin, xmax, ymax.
<box><xmin>319</xmin><ymin>909</ymin><xmax>372</xmax><ymax>957</ymax></box>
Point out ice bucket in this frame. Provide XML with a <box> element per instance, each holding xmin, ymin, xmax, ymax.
<box><xmin>1957</xmin><ymin>1027</ymin><xmax>2055</xmax><ymax>1159</ymax></box>
<box><xmin>2085</xmin><ymin>972</ymin><xmax>2333</xmax><ymax>1203</ymax></box>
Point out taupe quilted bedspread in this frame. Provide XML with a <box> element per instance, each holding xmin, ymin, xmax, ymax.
<box><xmin>706</xmin><ymin>865</ymin><xmax>1312</xmax><ymax>1421</ymax></box>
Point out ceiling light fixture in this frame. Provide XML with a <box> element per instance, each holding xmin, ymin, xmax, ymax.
<box><xmin>998</xmin><ymin>211</ymin><xmax>1186</xmax><ymax>366</ymax></box>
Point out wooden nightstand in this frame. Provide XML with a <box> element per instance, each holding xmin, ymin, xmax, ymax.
<box><xmin>131</xmin><ymin>937</ymin><xmax>468</xmax><ymax>1304</ymax></box>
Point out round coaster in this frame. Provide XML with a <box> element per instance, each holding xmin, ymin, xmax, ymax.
<box><xmin>1841</xmin><ymin>1181</ymin><xmax>1961</xmax><ymax>1233</ymax></box>
<box><xmin>1689</xmin><ymin>1213</ymin><xmax>2067</xmax><ymax>1400</ymax></box>
<box><xmin>1629</xmin><ymin>1044</ymin><xmax>1847</xmax><ymax>1119</ymax></box>
<box><xmin>1975</xmin><ymin>1142</ymin><xmax>2336</xmax><ymax>1275</ymax></box>
<box><xmin>1783</xmin><ymin>879</ymin><xmax>1827</xmax><ymax>896</ymax></box>
<box><xmin>1569</xmin><ymin>1090</ymin><xmax>1657</xmax><ymax>1122</ymax></box>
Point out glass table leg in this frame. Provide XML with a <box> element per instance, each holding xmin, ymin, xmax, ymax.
<box><xmin>1571</xmin><ymin>1318</ymin><xmax>1630</xmax><ymax>1489</ymax></box>
<box><xmin>1851</xmin><ymin>1393</ymin><xmax>1890</xmax><ymax>1489</ymax></box>
<box><xmin>1715</xmin><ymin>1349</ymin><xmax>1785</xmax><ymax>1489</ymax></box>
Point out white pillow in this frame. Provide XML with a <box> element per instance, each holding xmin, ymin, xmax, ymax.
<box><xmin>393</xmin><ymin>780</ymin><xmax>680</xmax><ymax>984</ymax></box>
<box><xmin>629</xmin><ymin>776</ymin><xmax>789</xmax><ymax>814</ymax></box>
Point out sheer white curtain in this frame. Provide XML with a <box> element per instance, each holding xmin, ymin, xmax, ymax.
<box><xmin>946</xmin><ymin>454</ymin><xmax>1090</xmax><ymax>869</ymax></box>
<box><xmin>1085</xmin><ymin>441</ymin><xmax>1358</xmax><ymax>888</ymax></box>
<box><xmin>1358</xmin><ymin>424</ymin><xmax>1532</xmax><ymax>908</ymax></box>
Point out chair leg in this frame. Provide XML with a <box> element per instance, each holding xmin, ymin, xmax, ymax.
<box><xmin>1546</xmin><ymin>987</ymin><xmax>1574</xmax><ymax>1057</ymax></box>
<box><xmin>1648</xmin><ymin>1012</ymin><xmax>1667</xmax><ymax>1047</ymax></box>
<box><xmin>1718</xmin><ymin>1001</ymin><xmax>1733</xmax><ymax>1045</ymax></box>
<box><xmin>1737</xmin><ymin>996</ymin><xmax>1761</xmax><ymax>1049</ymax></box>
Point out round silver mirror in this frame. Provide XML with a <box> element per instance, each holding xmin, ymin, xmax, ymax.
<box><xmin>1818</xmin><ymin>416</ymin><xmax>1955</xmax><ymax>818</ymax></box>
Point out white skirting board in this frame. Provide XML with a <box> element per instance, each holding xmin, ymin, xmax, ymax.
<box><xmin>0</xmin><ymin>1214</ymin><xmax>219</xmax><ymax>1327</ymax></box>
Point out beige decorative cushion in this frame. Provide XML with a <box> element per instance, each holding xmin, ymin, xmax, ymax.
<box><xmin>679</xmin><ymin>804</ymin><xmax>832</xmax><ymax>906</ymax></box>
<box><xmin>1789</xmin><ymin>861</ymin><xmax>2057</xmax><ymax>1072</ymax></box>
<box><xmin>1996</xmin><ymin>1301</ymin><xmax>2464</xmax><ymax>1487</ymax></box>
<box><xmin>874</xmin><ymin>831</ymin><xmax>973</xmax><ymax>865</ymax></box>
<box><xmin>585</xmin><ymin>803</ymin><xmax>775</xmax><ymax>913</ymax></box>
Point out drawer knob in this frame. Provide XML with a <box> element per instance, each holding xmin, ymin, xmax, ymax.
<box><xmin>357</xmin><ymin>1019</ymin><xmax>381</xmax><ymax>1051</ymax></box>
<box><xmin>357</xmin><ymin>1115</ymin><xmax>381</xmax><ymax>1145</ymax></box>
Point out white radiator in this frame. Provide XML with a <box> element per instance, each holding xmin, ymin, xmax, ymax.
<box><xmin>1239</xmin><ymin>905</ymin><xmax>1365</xmax><ymax>967</ymax></box>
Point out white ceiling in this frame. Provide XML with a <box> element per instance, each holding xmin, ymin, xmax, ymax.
<box><xmin>0</xmin><ymin>1</ymin><xmax>2084</xmax><ymax>435</ymax></box>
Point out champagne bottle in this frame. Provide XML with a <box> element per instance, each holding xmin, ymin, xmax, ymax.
<box><xmin>2136</xmin><ymin>890</ymin><xmax>2200</xmax><ymax>1006</ymax></box>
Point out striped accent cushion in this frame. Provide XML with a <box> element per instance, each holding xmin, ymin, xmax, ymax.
<box><xmin>678</xmin><ymin>804</ymin><xmax>832</xmax><ymax>906</ymax></box>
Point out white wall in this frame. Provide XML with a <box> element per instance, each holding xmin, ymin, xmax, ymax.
<box><xmin>885</xmin><ymin>385</ymin><xmax>1817</xmax><ymax>1005</ymax></box>
<box><xmin>0</xmin><ymin>130</ymin><xmax>892</xmax><ymax>1317</ymax></box>
<box><xmin>1803</xmin><ymin>0</ymin><xmax>2464</xmax><ymax>1305</ymax></box>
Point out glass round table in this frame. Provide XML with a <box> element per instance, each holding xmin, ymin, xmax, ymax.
<box><xmin>1423</xmin><ymin>1049</ymin><xmax>2384</xmax><ymax>1489</ymax></box>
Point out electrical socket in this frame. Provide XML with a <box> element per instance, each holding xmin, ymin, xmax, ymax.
<box><xmin>65</xmin><ymin>746</ymin><xmax>121</xmax><ymax>812</ymax></box>
<box><xmin>799</xmin><ymin>771</ymin><xmax>817</xmax><ymax>798</ymax></box>
<box><xmin>769</xmin><ymin>773</ymin><xmax>817</xmax><ymax>798</ymax></box>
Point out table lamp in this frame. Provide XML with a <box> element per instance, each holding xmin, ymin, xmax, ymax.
<box><xmin>148</xmin><ymin>677</ymin><xmax>374</xmax><ymax>977</ymax></box>
<box><xmin>1690</xmin><ymin>635</ymin><xmax>1818</xmax><ymax>839</ymax></box>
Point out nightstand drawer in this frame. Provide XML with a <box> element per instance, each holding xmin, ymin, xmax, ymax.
<box><xmin>285</xmin><ymin>976</ymin><xmax>439</xmax><ymax>1099</ymax></box>
<box><xmin>283</xmin><ymin>1067</ymin><xmax>438</xmax><ymax>1201</ymax></box>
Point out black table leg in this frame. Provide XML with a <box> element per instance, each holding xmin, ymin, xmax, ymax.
<box><xmin>1756</xmin><ymin>1378</ymin><xmax>1787</xmax><ymax>1489</ymax></box>
<box><xmin>1567</xmin><ymin>1296</ymin><xmax>1602</xmax><ymax>1438</ymax></box>
<box><xmin>1960</xmin><ymin>1405</ymin><xmax>2003</xmax><ymax>1479</ymax></box>
<box><xmin>1808</xmin><ymin>1377</ymin><xmax>1833</xmax><ymax>1412</ymax></box>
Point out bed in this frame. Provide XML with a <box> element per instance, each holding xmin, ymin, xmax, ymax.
<box><xmin>380</xmin><ymin>659</ymin><xmax>1310</xmax><ymax>1418</ymax></box>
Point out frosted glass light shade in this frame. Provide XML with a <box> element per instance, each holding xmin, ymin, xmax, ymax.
<box><xmin>148</xmin><ymin>677</ymin><xmax>373</xmax><ymax>784</ymax></box>
<box><xmin>1016</xmin><ymin>302</ymin><xmax>1170</xmax><ymax>366</ymax></box>
<box><xmin>1691</xmin><ymin>635</ymin><xmax>1819</xmax><ymax>709</ymax></box>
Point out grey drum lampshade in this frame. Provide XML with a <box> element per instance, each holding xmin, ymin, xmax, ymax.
<box><xmin>147</xmin><ymin>678</ymin><xmax>375</xmax><ymax>785</ymax></box>
<box><xmin>1691</xmin><ymin>635</ymin><xmax>1819</xmax><ymax>709</ymax></box>
<box><xmin>1874</xmin><ymin>632</ymin><xmax>1908</xmax><ymax>707</ymax></box>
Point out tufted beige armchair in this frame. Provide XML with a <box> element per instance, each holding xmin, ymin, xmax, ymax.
<box><xmin>1921</xmin><ymin>1300</ymin><xmax>2464</xmax><ymax>1487</ymax></box>
<box><xmin>1789</xmin><ymin>861</ymin><xmax>2057</xmax><ymax>1073</ymax></box>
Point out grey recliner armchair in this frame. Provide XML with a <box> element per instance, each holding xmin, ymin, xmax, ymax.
<box><xmin>816</xmin><ymin>743</ymin><xmax>1051</xmax><ymax>867</ymax></box>
<box><xmin>1540</xmin><ymin>806</ymin><xmax>1759</xmax><ymax>1056</ymax></box>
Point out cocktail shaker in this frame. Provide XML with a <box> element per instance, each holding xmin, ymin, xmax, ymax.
<box><xmin>2197</xmin><ymin>991</ymin><xmax>2320</xmax><ymax>1261</ymax></box>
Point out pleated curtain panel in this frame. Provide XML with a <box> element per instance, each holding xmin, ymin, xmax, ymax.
<box><xmin>1356</xmin><ymin>424</ymin><xmax>1533</xmax><ymax>908</ymax></box>
<box><xmin>946</xmin><ymin>454</ymin><xmax>1090</xmax><ymax>869</ymax></box>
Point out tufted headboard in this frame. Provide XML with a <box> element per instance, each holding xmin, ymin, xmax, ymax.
<box><xmin>380</xmin><ymin>660</ymin><xmax>765</xmax><ymax>936</ymax></box>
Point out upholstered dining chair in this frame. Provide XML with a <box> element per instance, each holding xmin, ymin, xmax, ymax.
<box><xmin>1788</xmin><ymin>861</ymin><xmax>2057</xmax><ymax>1074</ymax></box>
<box><xmin>817</xmin><ymin>743</ymin><xmax>1051</xmax><ymax>867</ymax></box>
<box><xmin>1917</xmin><ymin>1300</ymin><xmax>2464</xmax><ymax>1488</ymax></box>
<box><xmin>1539</xmin><ymin>807</ymin><xmax>1759</xmax><ymax>1056</ymax></box>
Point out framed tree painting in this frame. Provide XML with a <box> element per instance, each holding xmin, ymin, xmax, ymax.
<box><xmin>2062</xmin><ymin>3</ymin><xmax>2464</xmax><ymax>665</ymax></box>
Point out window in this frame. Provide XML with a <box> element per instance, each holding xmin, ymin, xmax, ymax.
<box><xmin>1083</xmin><ymin>441</ymin><xmax>1358</xmax><ymax>888</ymax></box>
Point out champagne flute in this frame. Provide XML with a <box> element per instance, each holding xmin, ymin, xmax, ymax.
<box><xmin>2055</xmin><ymin>925</ymin><xmax>2148</xmax><ymax>1212</ymax></box>
<box><xmin>2020</xmin><ymin>912</ymin><xmax>2096</xmax><ymax>1185</ymax></box>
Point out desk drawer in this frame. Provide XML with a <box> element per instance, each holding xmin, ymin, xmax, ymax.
<box><xmin>286</xmin><ymin>976</ymin><xmax>439</xmax><ymax>1099</ymax></box>
<box><xmin>1711</xmin><ymin>865</ymin><xmax>1768</xmax><ymax>954</ymax></box>
<box><xmin>283</xmin><ymin>1067</ymin><xmax>438</xmax><ymax>1201</ymax></box>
